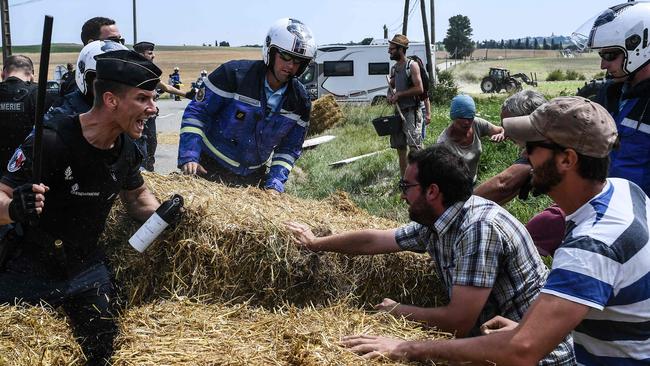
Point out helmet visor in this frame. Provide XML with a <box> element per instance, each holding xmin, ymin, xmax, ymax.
<box><xmin>571</xmin><ymin>14</ymin><xmax>598</xmax><ymax>51</ymax></box>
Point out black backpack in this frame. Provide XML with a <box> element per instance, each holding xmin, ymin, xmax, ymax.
<box><xmin>405</xmin><ymin>55</ymin><xmax>430</xmax><ymax>101</ymax></box>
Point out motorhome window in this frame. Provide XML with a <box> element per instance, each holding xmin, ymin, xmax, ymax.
<box><xmin>368</xmin><ymin>62</ymin><xmax>389</xmax><ymax>75</ymax></box>
<box><xmin>324</xmin><ymin>61</ymin><xmax>354</xmax><ymax>76</ymax></box>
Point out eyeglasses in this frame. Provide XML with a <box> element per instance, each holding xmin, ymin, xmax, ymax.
<box><xmin>598</xmin><ymin>50</ymin><xmax>623</xmax><ymax>62</ymax></box>
<box><xmin>398</xmin><ymin>179</ymin><xmax>419</xmax><ymax>194</ymax></box>
<box><xmin>277</xmin><ymin>50</ymin><xmax>306</xmax><ymax>65</ymax></box>
<box><xmin>525</xmin><ymin>141</ymin><xmax>566</xmax><ymax>155</ymax></box>
<box><xmin>105</xmin><ymin>36</ymin><xmax>125</xmax><ymax>45</ymax></box>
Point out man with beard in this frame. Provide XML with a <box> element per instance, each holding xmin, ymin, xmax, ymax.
<box><xmin>341</xmin><ymin>96</ymin><xmax>650</xmax><ymax>365</ymax></box>
<box><xmin>387</xmin><ymin>34</ymin><xmax>425</xmax><ymax>177</ymax></box>
<box><xmin>285</xmin><ymin>143</ymin><xmax>574</xmax><ymax>365</ymax></box>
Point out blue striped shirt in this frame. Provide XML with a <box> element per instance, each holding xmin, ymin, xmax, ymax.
<box><xmin>542</xmin><ymin>178</ymin><xmax>650</xmax><ymax>364</ymax></box>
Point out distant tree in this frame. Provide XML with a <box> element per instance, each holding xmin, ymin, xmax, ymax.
<box><xmin>525</xmin><ymin>37</ymin><xmax>530</xmax><ymax>49</ymax></box>
<box><xmin>533</xmin><ymin>38</ymin><xmax>539</xmax><ymax>49</ymax></box>
<box><xmin>360</xmin><ymin>37</ymin><xmax>373</xmax><ymax>45</ymax></box>
<box><xmin>443</xmin><ymin>15</ymin><xmax>474</xmax><ymax>59</ymax></box>
<box><xmin>543</xmin><ymin>38</ymin><xmax>550</xmax><ymax>50</ymax></box>
<box><xmin>215</xmin><ymin>40</ymin><xmax>218</xmax><ymax>47</ymax></box>
<box><xmin>219</xmin><ymin>41</ymin><xmax>230</xmax><ymax>47</ymax></box>
<box><xmin>515</xmin><ymin>39</ymin><xmax>522</xmax><ymax>49</ymax></box>
<box><xmin>499</xmin><ymin>39</ymin><xmax>504</xmax><ymax>48</ymax></box>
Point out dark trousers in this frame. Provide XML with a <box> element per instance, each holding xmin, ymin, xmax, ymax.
<box><xmin>198</xmin><ymin>152</ymin><xmax>266</xmax><ymax>187</ymax></box>
<box><xmin>0</xmin><ymin>256</ymin><xmax>118</xmax><ymax>366</ymax></box>
<box><xmin>143</xmin><ymin>116</ymin><xmax>157</xmax><ymax>171</ymax></box>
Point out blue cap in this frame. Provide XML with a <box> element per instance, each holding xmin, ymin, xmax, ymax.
<box><xmin>450</xmin><ymin>94</ymin><xmax>476</xmax><ymax>120</ymax></box>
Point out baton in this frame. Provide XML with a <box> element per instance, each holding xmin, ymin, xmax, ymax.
<box><xmin>32</xmin><ymin>15</ymin><xmax>53</xmax><ymax>183</ymax></box>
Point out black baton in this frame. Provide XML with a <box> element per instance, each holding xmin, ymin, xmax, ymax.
<box><xmin>32</xmin><ymin>15</ymin><xmax>53</xmax><ymax>183</ymax></box>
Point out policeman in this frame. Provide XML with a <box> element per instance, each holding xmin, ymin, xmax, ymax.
<box><xmin>169</xmin><ymin>67</ymin><xmax>182</xmax><ymax>101</ymax></box>
<box><xmin>178</xmin><ymin>18</ymin><xmax>316</xmax><ymax>192</ymax></box>
<box><xmin>0</xmin><ymin>50</ymin><xmax>182</xmax><ymax>365</ymax></box>
<box><xmin>0</xmin><ymin>55</ymin><xmax>37</xmax><ymax>174</ymax></box>
<box><xmin>45</xmin><ymin>40</ymin><xmax>128</xmax><ymax>122</ymax></box>
<box><xmin>59</xmin><ymin>16</ymin><xmax>123</xmax><ymax>97</ymax></box>
<box><xmin>133</xmin><ymin>41</ymin><xmax>195</xmax><ymax>171</ymax></box>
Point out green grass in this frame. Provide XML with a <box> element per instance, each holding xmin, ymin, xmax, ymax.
<box><xmin>450</xmin><ymin>54</ymin><xmax>603</xmax><ymax>81</ymax></box>
<box><xmin>286</xmin><ymin>96</ymin><xmax>552</xmax><ymax>225</ymax></box>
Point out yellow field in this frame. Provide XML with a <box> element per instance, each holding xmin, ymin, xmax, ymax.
<box><xmin>22</xmin><ymin>48</ymin><xmax>261</xmax><ymax>83</ymax></box>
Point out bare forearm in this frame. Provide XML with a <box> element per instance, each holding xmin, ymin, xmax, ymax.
<box><xmin>397</xmin><ymin>331</ymin><xmax>536</xmax><ymax>365</ymax></box>
<box><xmin>121</xmin><ymin>187</ymin><xmax>160</xmax><ymax>222</ymax></box>
<box><xmin>158</xmin><ymin>82</ymin><xmax>186</xmax><ymax>96</ymax></box>
<box><xmin>311</xmin><ymin>229</ymin><xmax>399</xmax><ymax>255</ymax></box>
<box><xmin>391</xmin><ymin>304</ymin><xmax>469</xmax><ymax>335</ymax></box>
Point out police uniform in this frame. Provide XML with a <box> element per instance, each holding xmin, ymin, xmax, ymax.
<box><xmin>0</xmin><ymin>76</ymin><xmax>37</xmax><ymax>173</ymax></box>
<box><xmin>0</xmin><ymin>50</ymin><xmax>161</xmax><ymax>365</ymax></box>
<box><xmin>178</xmin><ymin>60</ymin><xmax>311</xmax><ymax>192</ymax></box>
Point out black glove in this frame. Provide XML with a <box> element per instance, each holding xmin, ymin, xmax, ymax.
<box><xmin>8</xmin><ymin>183</ymin><xmax>39</xmax><ymax>223</ymax></box>
<box><xmin>184</xmin><ymin>89</ymin><xmax>196</xmax><ymax>100</ymax></box>
<box><xmin>157</xmin><ymin>194</ymin><xmax>184</xmax><ymax>226</ymax></box>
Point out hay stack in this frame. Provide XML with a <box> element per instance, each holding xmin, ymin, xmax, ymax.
<box><xmin>0</xmin><ymin>303</ymin><xmax>84</xmax><ymax>365</ymax></box>
<box><xmin>308</xmin><ymin>94</ymin><xmax>344</xmax><ymax>136</ymax></box>
<box><xmin>112</xmin><ymin>299</ymin><xmax>450</xmax><ymax>365</ymax></box>
<box><xmin>102</xmin><ymin>173</ymin><xmax>444</xmax><ymax>309</ymax></box>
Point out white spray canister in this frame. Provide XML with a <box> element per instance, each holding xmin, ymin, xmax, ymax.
<box><xmin>129</xmin><ymin>194</ymin><xmax>183</xmax><ymax>253</ymax></box>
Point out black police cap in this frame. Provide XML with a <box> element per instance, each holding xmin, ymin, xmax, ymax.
<box><xmin>94</xmin><ymin>50</ymin><xmax>161</xmax><ymax>91</ymax></box>
<box><xmin>133</xmin><ymin>41</ymin><xmax>155</xmax><ymax>53</ymax></box>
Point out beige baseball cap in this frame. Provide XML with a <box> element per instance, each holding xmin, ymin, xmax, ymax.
<box><xmin>503</xmin><ymin>96</ymin><xmax>617</xmax><ymax>158</ymax></box>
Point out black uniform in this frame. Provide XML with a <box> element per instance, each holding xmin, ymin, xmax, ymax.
<box><xmin>59</xmin><ymin>70</ymin><xmax>77</xmax><ymax>97</ymax></box>
<box><xmin>0</xmin><ymin>76</ymin><xmax>37</xmax><ymax>173</ymax></box>
<box><xmin>0</xmin><ymin>114</ymin><xmax>144</xmax><ymax>365</ymax></box>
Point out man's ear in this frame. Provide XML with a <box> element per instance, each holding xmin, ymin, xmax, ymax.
<box><xmin>425</xmin><ymin>183</ymin><xmax>440</xmax><ymax>203</ymax></box>
<box><xmin>557</xmin><ymin>149</ymin><xmax>578</xmax><ymax>173</ymax></box>
<box><xmin>103</xmin><ymin>91</ymin><xmax>119</xmax><ymax>110</ymax></box>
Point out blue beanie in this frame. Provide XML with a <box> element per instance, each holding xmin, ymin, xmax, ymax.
<box><xmin>450</xmin><ymin>94</ymin><xmax>476</xmax><ymax>120</ymax></box>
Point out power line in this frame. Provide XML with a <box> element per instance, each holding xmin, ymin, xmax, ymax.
<box><xmin>389</xmin><ymin>0</ymin><xmax>419</xmax><ymax>34</ymax></box>
<box><xmin>10</xmin><ymin>0</ymin><xmax>45</xmax><ymax>7</ymax></box>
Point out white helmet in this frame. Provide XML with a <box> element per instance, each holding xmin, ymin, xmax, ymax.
<box><xmin>262</xmin><ymin>18</ymin><xmax>316</xmax><ymax>76</ymax></box>
<box><xmin>75</xmin><ymin>40</ymin><xmax>128</xmax><ymax>94</ymax></box>
<box><xmin>573</xmin><ymin>2</ymin><xmax>650</xmax><ymax>75</ymax></box>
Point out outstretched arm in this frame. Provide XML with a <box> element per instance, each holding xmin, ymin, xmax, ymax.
<box><xmin>284</xmin><ymin>221</ymin><xmax>401</xmax><ymax>255</ymax></box>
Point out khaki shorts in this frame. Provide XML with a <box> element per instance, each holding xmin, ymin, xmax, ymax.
<box><xmin>390</xmin><ymin>107</ymin><xmax>423</xmax><ymax>149</ymax></box>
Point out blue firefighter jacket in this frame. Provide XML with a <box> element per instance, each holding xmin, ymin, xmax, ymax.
<box><xmin>177</xmin><ymin>60</ymin><xmax>311</xmax><ymax>192</ymax></box>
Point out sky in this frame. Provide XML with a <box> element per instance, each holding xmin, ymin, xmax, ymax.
<box><xmin>8</xmin><ymin>0</ymin><xmax>621</xmax><ymax>47</ymax></box>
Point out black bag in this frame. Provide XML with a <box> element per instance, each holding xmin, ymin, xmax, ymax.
<box><xmin>372</xmin><ymin>115</ymin><xmax>402</xmax><ymax>136</ymax></box>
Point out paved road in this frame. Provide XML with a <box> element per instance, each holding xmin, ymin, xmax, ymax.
<box><xmin>152</xmin><ymin>98</ymin><xmax>188</xmax><ymax>175</ymax></box>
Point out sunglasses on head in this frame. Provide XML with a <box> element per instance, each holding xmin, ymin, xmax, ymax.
<box><xmin>398</xmin><ymin>179</ymin><xmax>419</xmax><ymax>195</ymax></box>
<box><xmin>277</xmin><ymin>50</ymin><xmax>306</xmax><ymax>65</ymax></box>
<box><xmin>105</xmin><ymin>36</ymin><xmax>125</xmax><ymax>45</ymax></box>
<box><xmin>525</xmin><ymin>141</ymin><xmax>565</xmax><ymax>155</ymax></box>
<box><xmin>598</xmin><ymin>50</ymin><xmax>623</xmax><ymax>62</ymax></box>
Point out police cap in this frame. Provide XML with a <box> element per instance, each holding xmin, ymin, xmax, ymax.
<box><xmin>94</xmin><ymin>50</ymin><xmax>161</xmax><ymax>91</ymax></box>
<box><xmin>133</xmin><ymin>41</ymin><xmax>155</xmax><ymax>53</ymax></box>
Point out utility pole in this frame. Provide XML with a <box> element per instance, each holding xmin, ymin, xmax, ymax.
<box><xmin>420</xmin><ymin>0</ymin><xmax>433</xmax><ymax>88</ymax></box>
<box><xmin>430</xmin><ymin>0</ymin><xmax>436</xmax><ymax>84</ymax></box>
<box><xmin>132</xmin><ymin>0</ymin><xmax>137</xmax><ymax>45</ymax></box>
<box><xmin>402</xmin><ymin>0</ymin><xmax>410</xmax><ymax>35</ymax></box>
<box><xmin>0</xmin><ymin>0</ymin><xmax>11</xmax><ymax>63</ymax></box>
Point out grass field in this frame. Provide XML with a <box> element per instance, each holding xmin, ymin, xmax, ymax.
<box><xmin>16</xmin><ymin>46</ymin><xmax>260</xmax><ymax>84</ymax></box>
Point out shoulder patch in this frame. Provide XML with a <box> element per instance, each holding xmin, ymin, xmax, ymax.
<box><xmin>7</xmin><ymin>148</ymin><xmax>26</xmax><ymax>172</ymax></box>
<box><xmin>195</xmin><ymin>85</ymin><xmax>205</xmax><ymax>102</ymax></box>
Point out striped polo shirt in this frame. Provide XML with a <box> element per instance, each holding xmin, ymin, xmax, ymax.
<box><xmin>542</xmin><ymin>178</ymin><xmax>650</xmax><ymax>364</ymax></box>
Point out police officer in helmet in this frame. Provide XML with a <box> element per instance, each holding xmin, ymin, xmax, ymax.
<box><xmin>178</xmin><ymin>18</ymin><xmax>316</xmax><ymax>192</ymax></box>
<box><xmin>0</xmin><ymin>50</ymin><xmax>182</xmax><ymax>365</ymax></box>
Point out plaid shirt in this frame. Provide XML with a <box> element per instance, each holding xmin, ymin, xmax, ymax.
<box><xmin>395</xmin><ymin>196</ymin><xmax>575</xmax><ymax>365</ymax></box>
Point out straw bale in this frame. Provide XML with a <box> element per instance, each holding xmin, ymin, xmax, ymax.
<box><xmin>0</xmin><ymin>303</ymin><xmax>85</xmax><ymax>365</ymax></box>
<box><xmin>112</xmin><ymin>299</ymin><xmax>451</xmax><ymax>365</ymax></box>
<box><xmin>308</xmin><ymin>95</ymin><xmax>344</xmax><ymax>136</ymax></box>
<box><xmin>102</xmin><ymin>173</ymin><xmax>444</xmax><ymax>309</ymax></box>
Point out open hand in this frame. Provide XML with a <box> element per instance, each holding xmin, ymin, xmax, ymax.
<box><xmin>341</xmin><ymin>335</ymin><xmax>408</xmax><ymax>360</ymax></box>
<box><xmin>182</xmin><ymin>162</ymin><xmax>207</xmax><ymax>175</ymax></box>
<box><xmin>374</xmin><ymin>298</ymin><xmax>400</xmax><ymax>313</ymax></box>
<box><xmin>284</xmin><ymin>221</ymin><xmax>318</xmax><ymax>251</ymax></box>
<box><xmin>479</xmin><ymin>315</ymin><xmax>518</xmax><ymax>335</ymax></box>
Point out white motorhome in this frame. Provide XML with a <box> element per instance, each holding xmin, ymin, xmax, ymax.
<box><xmin>299</xmin><ymin>39</ymin><xmax>435</xmax><ymax>104</ymax></box>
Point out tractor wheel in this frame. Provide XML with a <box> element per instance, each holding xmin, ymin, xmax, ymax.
<box><xmin>480</xmin><ymin>77</ymin><xmax>497</xmax><ymax>93</ymax></box>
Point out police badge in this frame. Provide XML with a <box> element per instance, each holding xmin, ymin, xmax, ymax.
<box><xmin>195</xmin><ymin>85</ymin><xmax>206</xmax><ymax>102</ymax></box>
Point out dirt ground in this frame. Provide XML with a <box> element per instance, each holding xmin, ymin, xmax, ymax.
<box><xmin>21</xmin><ymin>48</ymin><xmax>261</xmax><ymax>84</ymax></box>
